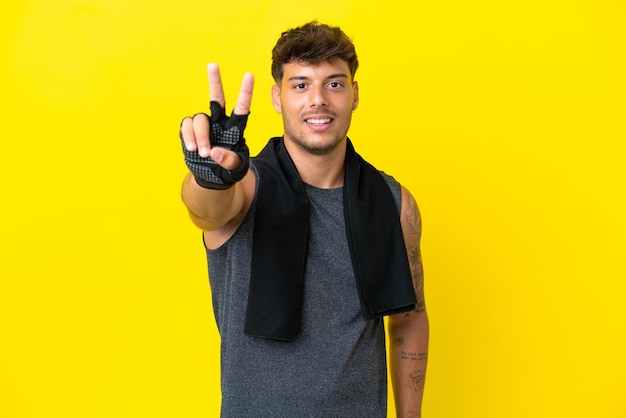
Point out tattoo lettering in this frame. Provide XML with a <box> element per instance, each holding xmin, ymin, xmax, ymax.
<box><xmin>400</xmin><ymin>350</ymin><xmax>419</xmax><ymax>361</ymax></box>
<box><xmin>418</xmin><ymin>352</ymin><xmax>428</xmax><ymax>361</ymax></box>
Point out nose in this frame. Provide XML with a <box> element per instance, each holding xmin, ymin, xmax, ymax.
<box><xmin>309</xmin><ymin>85</ymin><xmax>328</xmax><ymax>107</ymax></box>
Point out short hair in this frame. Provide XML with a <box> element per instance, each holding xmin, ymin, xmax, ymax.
<box><xmin>271</xmin><ymin>21</ymin><xmax>359</xmax><ymax>84</ymax></box>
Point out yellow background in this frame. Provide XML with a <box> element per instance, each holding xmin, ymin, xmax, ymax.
<box><xmin>1</xmin><ymin>1</ymin><xmax>624</xmax><ymax>417</ymax></box>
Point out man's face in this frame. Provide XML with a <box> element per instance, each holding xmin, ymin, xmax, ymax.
<box><xmin>272</xmin><ymin>58</ymin><xmax>359</xmax><ymax>155</ymax></box>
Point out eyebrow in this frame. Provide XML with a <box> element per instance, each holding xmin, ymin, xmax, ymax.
<box><xmin>287</xmin><ymin>73</ymin><xmax>349</xmax><ymax>82</ymax></box>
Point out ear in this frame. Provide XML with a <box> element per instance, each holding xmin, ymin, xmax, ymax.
<box><xmin>352</xmin><ymin>81</ymin><xmax>359</xmax><ymax>111</ymax></box>
<box><xmin>271</xmin><ymin>85</ymin><xmax>282</xmax><ymax>113</ymax></box>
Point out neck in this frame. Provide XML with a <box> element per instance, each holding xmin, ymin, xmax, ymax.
<box><xmin>283</xmin><ymin>137</ymin><xmax>346</xmax><ymax>189</ymax></box>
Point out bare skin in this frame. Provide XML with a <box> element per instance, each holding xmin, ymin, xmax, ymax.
<box><xmin>180</xmin><ymin>61</ymin><xmax>428</xmax><ymax>416</ymax></box>
<box><xmin>388</xmin><ymin>187</ymin><xmax>429</xmax><ymax>417</ymax></box>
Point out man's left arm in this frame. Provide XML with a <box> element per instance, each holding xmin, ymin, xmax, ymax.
<box><xmin>388</xmin><ymin>186</ymin><xmax>429</xmax><ymax>417</ymax></box>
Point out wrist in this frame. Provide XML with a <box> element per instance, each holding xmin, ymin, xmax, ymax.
<box><xmin>194</xmin><ymin>175</ymin><xmax>234</xmax><ymax>190</ymax></box>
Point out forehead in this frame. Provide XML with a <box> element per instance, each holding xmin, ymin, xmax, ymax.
<box><xmin>282</xmin><ymin>58</ymin><xmax>352</xmax><ymax>82</ymax></box>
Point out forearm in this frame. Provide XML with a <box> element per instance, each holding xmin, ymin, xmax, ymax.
<box><xmin>181</xmin><ymin>171</ymin><xmax>247</xmax><ymax>231</ymax></box>
<box><xmin>388</xmin><ymin>310</ymin><xmax>429</xmax><ymax>418</ymax></box>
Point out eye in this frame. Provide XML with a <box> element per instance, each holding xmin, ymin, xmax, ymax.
<box><xmin>293</xmin><ymin>83</ymin><xmax>307</xmax><ymax>90</ymax></box>
<box><xmin>328</xmin><ymin>81</ymin><xmax>343</xmax><ymax>88</ymax></box>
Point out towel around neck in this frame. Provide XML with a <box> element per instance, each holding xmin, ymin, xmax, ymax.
<box><xmin>244</xmin><ymin>137</ymin><xmax>416</xmax><ymax>341</ymax></box>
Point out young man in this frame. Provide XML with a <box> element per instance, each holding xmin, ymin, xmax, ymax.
<box><xmin>179</xmin><ymin>21</ymin><xmax>429</xmax><ymax>417</ymax></box>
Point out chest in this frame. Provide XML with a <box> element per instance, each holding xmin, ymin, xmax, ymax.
<box><xmin>301</xmin><ymin>185</ymin><xmax>362</xmax><ymax>327</ymax></box>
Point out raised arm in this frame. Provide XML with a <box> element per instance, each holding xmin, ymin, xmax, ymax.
<box><xmin>388</xmin><ymin>186</ymin><xmax>429</xmax><ymax>417</ymax></box>
<box><xmin>180</xmin><ymin>64</ymin><xmax>255</xmax><ymax>236</ymax></box>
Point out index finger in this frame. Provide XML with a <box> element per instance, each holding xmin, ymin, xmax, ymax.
<box><xmin>207</xmin><ymin>63</ymin><xmax>226</xmax><ymax>107</ymax></box>
<box><xmin>233</xmin><ymin>72</ymin><xmax>254</xmax><ymax>115</ymax></box>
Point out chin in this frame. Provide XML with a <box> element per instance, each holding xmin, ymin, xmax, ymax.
<box><xmin>294</xmin><ymin>135</ymin><xmax>345</xmax><ymax>156</ymax></box>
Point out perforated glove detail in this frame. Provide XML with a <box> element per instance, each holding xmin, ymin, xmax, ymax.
<box><xmin>181</xmin><ymin>101</ymin><xmax>250</xmax><ymax>189</ymax></box>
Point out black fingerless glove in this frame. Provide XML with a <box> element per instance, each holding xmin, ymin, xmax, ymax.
<box><xmin>181</xmin><ymin>101</ymin><xmax>250</xmax><ymax>190</ymax></box>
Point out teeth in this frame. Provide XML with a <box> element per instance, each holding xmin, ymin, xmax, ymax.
<box><xmin>306</xmin><ymin>118</ymin><xmax>331</xmax><ymax>124</ymax></box>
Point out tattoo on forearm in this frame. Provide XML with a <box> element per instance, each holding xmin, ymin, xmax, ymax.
<box><xmin>404</xmin><ymin>196</ymin><xmax>425</xmax><ymax>312</ymax></box>
<box><xmin>400</xmin><ymin>351</ymin><xmax>428</xmax><ymax>362</ymax></box>
<box><xmin>408</xmin><ymin>370</ymin><xmax>425</xmax><ymax>392</ymax></box>
<box><xmin>393</xmin><ymin>337</ymin><xmax>405</xmax><ymax>346</ymax></box>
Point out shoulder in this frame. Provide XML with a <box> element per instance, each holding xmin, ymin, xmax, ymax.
<box><xmin>378</xmin><ymin>171</ymin><xmax>403</xmax><ymax>211</ymax></box>
<box><xmin>399</xmin><ymin>185</ymin><xmax>422</xmax><ymax>242</ymax></box>
<box><xmin>378</xmin><ymin>170</ymin><xmax>399</xmax><ymax>187</ymax></box>
<box><xmin>377</xmin><ymin>172</ymin><xmax>420</xmax><ymax>226</ymax></box>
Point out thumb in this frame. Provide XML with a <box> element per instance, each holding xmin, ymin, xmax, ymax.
<box><xmin>210</xmin><ymin>147</ymin><xmax>243</xmax><ymax>170</ymax></box>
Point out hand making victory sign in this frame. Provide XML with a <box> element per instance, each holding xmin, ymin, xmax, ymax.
<box><xmin>180</xmin><ymin>63</ymin><xmax>255</xmax><ymax>190</ymax></box>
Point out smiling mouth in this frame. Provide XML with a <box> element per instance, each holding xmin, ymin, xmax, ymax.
<box><xmin>305</xmin><ymin>118</ymin><xmax>332</xmax><ymax>125</ymax></box>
